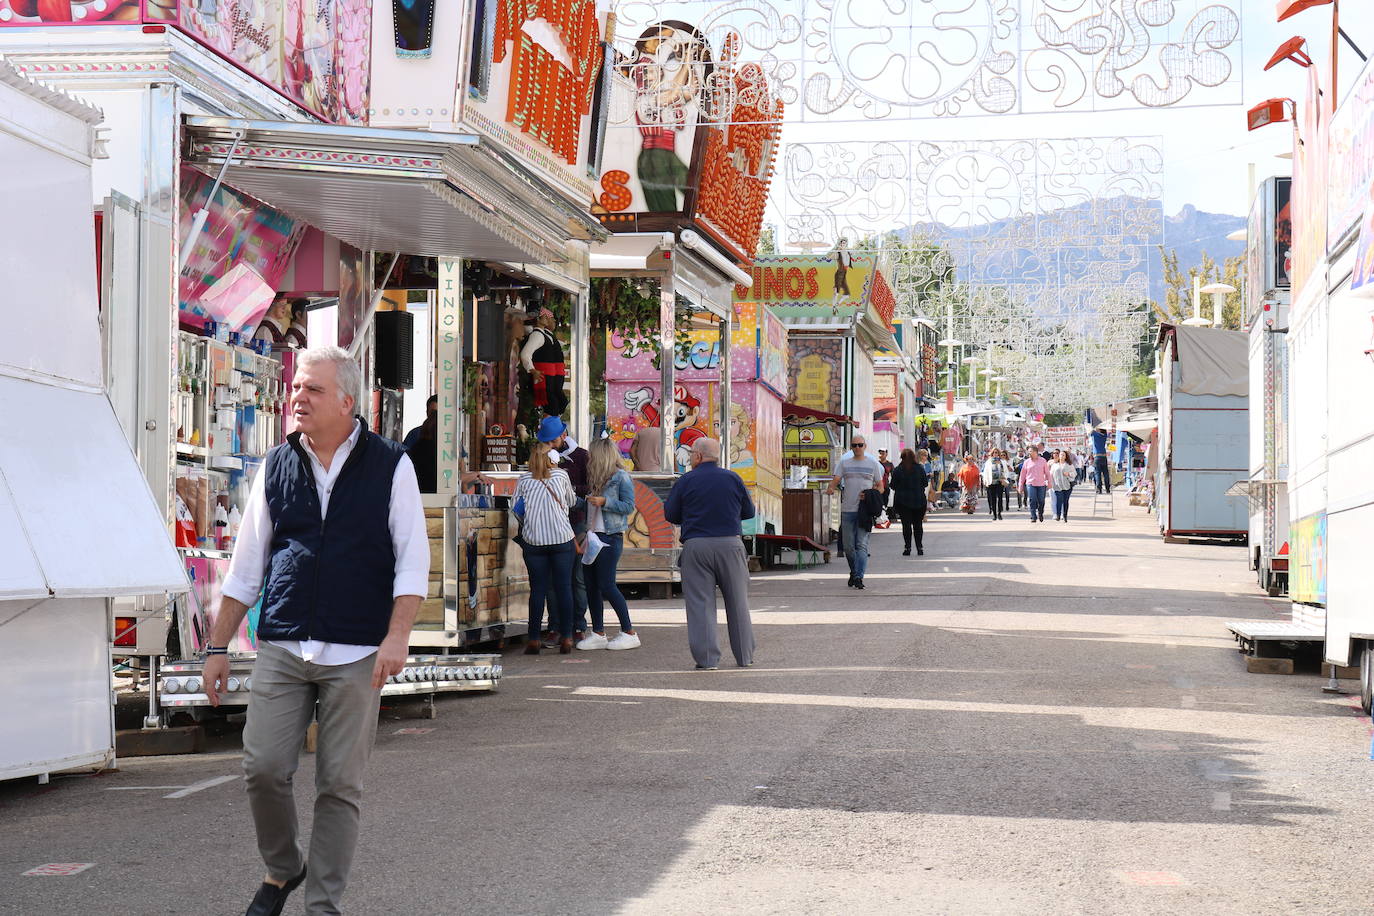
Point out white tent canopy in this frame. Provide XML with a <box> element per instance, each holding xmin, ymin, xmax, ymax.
<box><xmin>0</xmin><ymin>60</ymin><xmax>185</xmax><ymax>603</ymax></box>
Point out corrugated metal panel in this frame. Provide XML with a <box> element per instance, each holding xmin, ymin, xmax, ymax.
<box><xmin>184</xmin><ymin>117</ymin><xmax>604</xmax><ymax>264</ymax></box>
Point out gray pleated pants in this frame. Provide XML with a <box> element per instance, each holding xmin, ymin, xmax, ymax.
<box><xmin>681</xmin><ymin>536</ymin><xmax>755</xmax><ymax>668</ymax></box>
<box><xmin>242</xmin><ymin>642</ymin><xmax>380</xmax><ymax>915</ymax></box>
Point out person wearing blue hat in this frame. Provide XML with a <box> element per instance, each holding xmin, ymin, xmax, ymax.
<box><xmin>535</xmin><ymin>415</ymin><xmax>592</xmax><ymax>639</ymax></box>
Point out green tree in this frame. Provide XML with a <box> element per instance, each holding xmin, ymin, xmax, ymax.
<box><xmin>755</xmin><ymin>224</ymin><xmax>778</xmax><ymax>257</ymax></box>
<box><xmin>1157</xmin><ymin>247</ymin><xmax>1245</xmax><ymax>330</ymax></box>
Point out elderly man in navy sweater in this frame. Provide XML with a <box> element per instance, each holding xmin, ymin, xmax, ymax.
<box><xmin>664</xmin><ymin>437</ymin><xmax>756</xmax><ymax>669</ymax></box>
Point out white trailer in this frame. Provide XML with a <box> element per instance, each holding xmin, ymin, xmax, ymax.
<box><xmin>1318</xmin><ymin>238</ymin><xmax>1374</xmax><ymax>712</ymax></box>
<box><xmin>0</xmin><ymin>61</ymin><xmax>186</xmax><ymax>782</ymax></box>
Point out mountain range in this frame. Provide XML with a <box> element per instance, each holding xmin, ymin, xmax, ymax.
<box><xmin>905</xmin><ymin>198</ymin><xmax>1245</xmax><ymax>306</ymax></box>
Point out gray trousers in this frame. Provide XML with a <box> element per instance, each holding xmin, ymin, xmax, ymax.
<box><xmin>242</xmin><ymin>643</ymin><xmax>380</xmax><ymax>915</ymax></box>
<box><xmin>681</xmin><ymin>536</ymin><xmax>754</xmax><ymax>667</ymax></box>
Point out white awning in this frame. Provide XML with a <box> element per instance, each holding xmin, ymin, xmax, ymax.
<box><xmin>184</xmin><ymin>117</ymin><xmax>606</xmax><ymax>264</ymax></box>
<box><xmin>0</xmin><ymin>376</ymin><xmax>186</xmax><ymax>600</ymax></box>
<box><xmin>589</xmin><ymin>233</ymin><xmax>675</xmax><ymax>272</ymax></box>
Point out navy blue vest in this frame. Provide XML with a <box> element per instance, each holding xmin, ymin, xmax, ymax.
<box><xmin>259</xmin><ymin>423</ymin><xmax>405</xmax><ymax>646</ymax></box>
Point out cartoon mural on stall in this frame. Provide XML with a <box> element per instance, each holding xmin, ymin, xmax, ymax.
<box><xmin>1291</xmin><ymin>512</ymin><xmax>1328</xmax><ymax>605</ymax></box>
<box><xmin>596</xmin><ymin>20</ymin><xmax>713</xmax><ymax>217</ymax></box>
<box><xmin>604</xmin><ymin>301</ymin><xmax>787</xmax><ymax>535</ymax></box>
<box><xmin>592</xmin><ymin>20</ymin><xmax>782</xmax><ymax>261</ymax></box>
<box><xmin>0</xmin><ymin>0</ymin><xmax>372</xmax><ymax>125</ymax></box>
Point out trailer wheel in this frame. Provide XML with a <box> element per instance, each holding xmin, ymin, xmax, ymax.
<box><xmin>1361</xmin><ymin>644</ymin><xmax>1374</xmax><ymax>717</ymax></box>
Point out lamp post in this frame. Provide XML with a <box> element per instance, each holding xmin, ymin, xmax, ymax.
<box><xmin>1201</xmin><ymin>282</ymin><xmax>1237</xmax><ymax>328</ymax></box>
<box><xmin>1182</xmin><ymin>275</ymin><xmax>1211</xmax><ymax>327</ymax></box>
<box><xmin>961</xmin><ymin>355</ymin><xmax>982</xmax><ymax>401</ymax></box>
<box><xmin>939</xmin><ymin>335</ymin><xmax>963</xmax><ymax>400</ymax></box>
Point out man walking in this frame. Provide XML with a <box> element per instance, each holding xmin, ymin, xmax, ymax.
<box><xmin>664</xmin><ymin>438</ymin><xmax>755</xmax><ymax>669</ymax></box>
<box><xmin>203</xmin><ymin>346</ymin><xmax>428</xmax><ymax>916</ymax></box>
<box><xmin>827</xmin><ymin>435</ymin><xmax>886</xmax><ymax>589</ymax></box>
<box><xmin>1090</xmin><ymin>426</ymin><xmax>1112</xmax><ymax>494</ymax></box>
<box><xmin>1018</xmin><ymin>444</ymin><xmax>1051</xmax><ymax>523</ymax></box>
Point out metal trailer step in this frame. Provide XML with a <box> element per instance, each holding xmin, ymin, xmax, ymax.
<box><xmin>155</xmin><ymin>653</ymin><xmax>503</xmax><ymax>712</ymax></box>
<box><xmin>1224</xmin><ymin>620</ymin><xmax>1323</xmax><ymax>658</ymax></box>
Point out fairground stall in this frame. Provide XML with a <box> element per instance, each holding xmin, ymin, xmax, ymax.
<box><xmin>748</xmin><ymin>251</ymin><xmax>899</xmax><ymax>445</ymax></box>
<box><xmin>871</xmin><ymin>316</ymin><xmax>937</xmax><ymax>456</ymax></box>
<box><xmin>737</xmin><ymin>251</ymin><xmax>896</xmax><ymax>541</ymax></box>
<box><xmin>0</xmin><ymin>61</ymin><xmax>185</xmax><ymax>780</ymax></box>
<box><xmin>779</xmin><ymin>402</ymin><xmax>850</xmax><ymax>546</ymax></box>
<box><xmin>1154</xmin><ymin>324</ymin><xmax>1249</xmax><ymax>541</ymax></box>
<box><xmin>605</xmin><ymin>301</ymin><xmax>787</xmax><ymax>537</ymax></box>
<box><xmin>0</xmin><ymin>0</ymin><xmax>608</xmax><ymax>716</ymax></box>
<box><xmin>1301</xmin><ymin>55</ymin><xmax>1374</xmax><ymax>710</ymax></box>
<box><xmin>581</xmin><ymin>17</ymin><xmax>784</xmax><ymax>588</ymax></box>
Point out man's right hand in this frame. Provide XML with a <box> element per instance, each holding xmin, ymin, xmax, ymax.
<box><xmin>203</xmin><ymin>654</ymin><xmax>230</xmax><ymax>707</ymax></box>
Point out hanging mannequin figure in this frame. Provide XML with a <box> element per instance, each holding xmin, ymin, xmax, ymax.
<box><xmin>831</xmin><ymin>237</ymin><xmax>853</xmax><ymax>314</ymax></box>
<box><xmin>520</xmin><ymin>307</ymin><xmax>568</xmax><ymax>417</ymax></box>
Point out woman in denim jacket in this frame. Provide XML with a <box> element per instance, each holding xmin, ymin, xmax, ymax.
<box><xmin>576</xmin><ymin>439</ymin><xmax>641</xmax><ymax>650</ymax></box>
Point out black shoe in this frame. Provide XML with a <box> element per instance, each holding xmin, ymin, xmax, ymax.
<box><xmin>917</xmin><ymin>548</ymin><xmax>924</xmax><ymax>555</ymax></box>
<box><xmin>847</xmin><ymin>575</ymin><xmax>856</xmax><ymax>587</ymax></box>
<box><xmin>902</xmin><ymin>548</ymin><xmax>911</xmax><ymax>556</ymax></box>
<box><xmin>245</xmin><ymin>868</ymin><xmax>306</xmax><ymax>916</ymax></box>
<box><xmin>854</xmin><ymin>578</ymin><xmax>865</xmax><ymax>589</ymax></box>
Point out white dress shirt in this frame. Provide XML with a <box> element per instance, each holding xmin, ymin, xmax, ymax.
<box><xmin>222</xmin><ymin>420</ymin><xmax>430</xmax><ymax>665</ymax></box>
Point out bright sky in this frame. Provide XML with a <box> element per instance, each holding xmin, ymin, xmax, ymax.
<box><xmin>751</xmin><ymin>1</ymin><xmax>1374</xmax><ymax>222</ymax></box>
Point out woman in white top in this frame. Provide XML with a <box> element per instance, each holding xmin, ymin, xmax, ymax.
<box><xmin>981</xmin><ymin>448</ymin><xmax>1010</xmax><ymax>521</ymax></box>
<box><xmin>1049</xmin><ymin>449</ymin><xmax>1077</xmax><ymax>523</ymax></box>
<box><xmin>515</xmin><ymin>442</ymin><xmax>579</xmax><ymax>653</ymax></box>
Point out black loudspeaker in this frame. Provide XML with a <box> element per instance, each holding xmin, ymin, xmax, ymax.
<box><xmin>374</xmin><ymin>310</ymin><xmax>414</xmax><ymax>389</ymax></box>
<box><xmin>463</xmin><ymin>295</ymin><xmax>505</xmax><ymax>363</ymax></box>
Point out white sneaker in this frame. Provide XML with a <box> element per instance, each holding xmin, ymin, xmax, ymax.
<box><xmin>606</xmin><ymin>632</ymin><xmax>641</xmax><ymax>651</ymax></box>
<box><xmin>576</xmin><ymin>632</ymin><xmax>609</xmax><ymax>650</ymax></box>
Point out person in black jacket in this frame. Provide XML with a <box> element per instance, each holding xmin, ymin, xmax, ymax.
<box><xmin>888</xmin><ymin>448</ymin><xmax>929</xmax><ymax>556</ymax></box>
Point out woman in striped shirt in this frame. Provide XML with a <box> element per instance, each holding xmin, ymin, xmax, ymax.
<box><xmin>516</xmin><ymin>442</ymin><xmax>580</xmax><ymax>654</ymax></box>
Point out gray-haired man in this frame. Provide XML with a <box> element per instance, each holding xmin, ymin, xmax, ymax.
<box><xmin>204</xmin><ymin>346</ymin><xmax>429</xmax><ymax>915</ymax></box>
<box><xmin>664</xmin><ymin>438</ymin><xmax>756</xmax><ymax>669</ymax></box>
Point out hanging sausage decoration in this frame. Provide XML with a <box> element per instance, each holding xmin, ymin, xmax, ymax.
<box><xmin>392</xmin><ymin>0</ymin><xmax>434</xmax><ymax>59</ymax></box>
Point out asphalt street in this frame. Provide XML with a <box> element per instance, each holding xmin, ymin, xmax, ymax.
<box><xmin>3</xmin><ymin>492</ymin><xmax>1373</xmax><ymax>915</ymax></box>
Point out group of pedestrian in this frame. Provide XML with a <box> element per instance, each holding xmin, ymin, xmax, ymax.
<box><xmin>1017</xmin><ymin>445</ymin><xmax>1083</xmax><ymax>522</ymax></box>
<box><xmin>929</xmin><ymin>442</ymin><xmax>1091</xmax><ymax>525</ymax></box>
<box><xmin>514</xmin><ymin>415</ymin><xmax>640</xmax><ymax>655</ymax></box>
<box><xmin>197</xmin><ymin>345</ymin><xmax>762</xmax><ymax>916</ymax></box>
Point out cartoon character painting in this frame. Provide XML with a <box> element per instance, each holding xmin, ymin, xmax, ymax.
<box><xmin>727</xmin><ymin>400</ymin><xmax>754</xmax><ymax>471</ymax></box>
<box><xmin>619</xmin><ymin>383</ymin><xmax>709</xmax><ymax>472</ymax></box>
